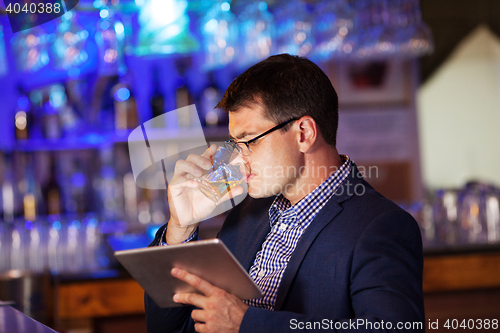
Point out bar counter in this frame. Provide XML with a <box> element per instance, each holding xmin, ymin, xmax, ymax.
<box><xmin>49</xmin><ymin>247</ymin><xmax>500</xmax><ymax>333</ymax></box>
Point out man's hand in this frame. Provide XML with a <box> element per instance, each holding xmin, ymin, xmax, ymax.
<box><xmin>171</xmin><ymin>268</ymin><xmax>249</xmax><ymax>333</ymax></box>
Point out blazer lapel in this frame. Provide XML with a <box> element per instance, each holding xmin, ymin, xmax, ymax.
<box><xmin>274</xmin><ymin>165</ymin><xmax>364</xmax><ymax>310</ymax></box>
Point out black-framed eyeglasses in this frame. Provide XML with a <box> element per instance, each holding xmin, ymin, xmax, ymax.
<box><xmin>224</xmin><ymin>118</ymin><xmax>299</xmax><ymax>156</ymax></box>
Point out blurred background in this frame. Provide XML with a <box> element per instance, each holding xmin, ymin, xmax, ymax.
<box><xmin>0</xmin><ymin>0</ymin><xmax>499</xmax><ymax>332</ymax></box>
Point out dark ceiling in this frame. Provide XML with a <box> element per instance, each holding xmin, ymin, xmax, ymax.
<box><xmin>420</xmin><ymin>0</ymin><xmax>500</xmax><ymax>83</ymax></box>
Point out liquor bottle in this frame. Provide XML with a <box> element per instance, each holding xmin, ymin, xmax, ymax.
<box><xmin>175</xmin><ymin>60</ymin><xmax>195</xmax><ymax>128</ymax></box>
<box><xmin>42</xmin><ymin>89</ymin><xmax>62</xmax><ymax>140</ymax></box>
<box><xmin>113</xmin><ymin>73</ymin><xmax>138</xmax><ymax>134</ymax></box>
<box><xmin>69</xmin><ymin>156</ymin><xmax>88</xmax><ymax>214</ymax></box>
<box><xmin>199</xmin><ymin>73</ymin><xmax>224</xmax><ymax>127</ymax></box>
<box><xmin>42</xmin><ymin>154</ymin><xmax>62</xmax><ymax>216</ymax></box>
<box><xmin>14</xmin><ymin>89</ymin><xmax>32</xmax><ymax>140</ymax></box>
<box><xmin>23</xmin><ymin>155</ymin><xmax>37</xmax><ymax>221</ymax></box>
<box><xmin>150</xmin><ymin>67</ymin><xmax>165</xmax><ymax>128</ymax></box>
<box><xmin>175</xmin><ymin>76</ymin><xmax>194</xmax><ymax>128</ymax></box>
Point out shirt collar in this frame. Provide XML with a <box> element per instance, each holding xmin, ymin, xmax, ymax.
<box><xmin>268</xmin><ymin>155</ymin><xmax>352</xmax><ymax>227</ymax></box>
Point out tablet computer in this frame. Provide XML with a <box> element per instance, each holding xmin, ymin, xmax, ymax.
<box><xmin>114</xmin><ymin>239</ymin><xmax>263</xmax><ymax>308</ymax></box>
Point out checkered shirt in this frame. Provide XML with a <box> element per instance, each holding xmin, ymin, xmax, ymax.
<box><xmin>244</xmin><ymin>155</ymin><xmax>352</xmax><ymax>310</ymax></box>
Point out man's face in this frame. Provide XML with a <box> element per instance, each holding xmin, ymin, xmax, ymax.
<box><xmin>228</xmin><ymin>104</ymin><xmax>302</xmax><ymax>199</ymax></box>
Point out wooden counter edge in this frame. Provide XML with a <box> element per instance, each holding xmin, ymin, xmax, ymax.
<box><xmin>423</xmin><ymin>252</ymin><xmax>500</xmax><ymax>293</ymax></box>
<box><xmin>58</xmin><ymin>279</ymin><xmax>145</xmax><ymax>319</ymax></box>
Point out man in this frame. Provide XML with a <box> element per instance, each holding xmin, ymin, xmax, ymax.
<box><xmin>145</xmin><ymin>54</ymin><xmax>425</xmax><ymax>332</ymax></box>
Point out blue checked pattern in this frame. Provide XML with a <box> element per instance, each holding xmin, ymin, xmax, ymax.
<box><xmin>160</xmin><ymin>227</ymin><xmax>198</xmax><ymax>246</ymax></box>
<box><xmin>244</xmin><ymin>155</ymin><xmax>352</xmax><ymax>309</ymax></box>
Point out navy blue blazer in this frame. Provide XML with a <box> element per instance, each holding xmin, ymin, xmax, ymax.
<box><xmin>145</xmin><ymin>165</ymin><xmax>425</xmax><ymax>332</ymax></box>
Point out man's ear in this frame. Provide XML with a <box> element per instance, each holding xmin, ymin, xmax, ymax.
<box><xmin>296</xmin><ymin>116</ymin><xmax>317</xmax><ymax>153</ymax></box>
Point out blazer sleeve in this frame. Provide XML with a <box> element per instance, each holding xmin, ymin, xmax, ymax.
<box><xmin>239</xmin><ymin>209</ymin><xmax>425</xmax><ymax>332</ymax></box>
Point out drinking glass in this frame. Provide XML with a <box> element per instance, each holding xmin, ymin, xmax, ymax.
<box><xmin>194</xmin><ymin>144</ymin><xmax>244</xmax><ymax>203</ymax></box>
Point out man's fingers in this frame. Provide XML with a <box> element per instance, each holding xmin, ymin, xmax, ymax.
<box><xmin>186</xmin><ymin>153</ymin><xmax>213</xmax><ymax>171</ymax></box>
<box><xmin>171</xmin><ymin>268</ymin><xmax>217</xmax><ymax>296</ymax></box>
<box><xmin>173</xmin><ymin>292</ymin><xmax>205</xmax><ymax>308</ymax></box>
<box><xmin>194</xmin><ymin>322</ymin><xmax>206</xmax><ymax>333</ymax></box>
<box><xmin>191</xmin><ymin>309</ymin><xmax>206</xmax><ymax>323</ymax></box>
<box><xmin>173</xmin><ymin>160</ymin><xmax>205</xmax><ymax>179</ymax></box>
<box><xmin>168</xmin><ymin>176</ymin><xmax>199</xmax><ymax>189</ymax></box>
<box><xmin>201</xmin><ymin>144</ymin><xmax>217</xmax><ymax>163</ymax></box>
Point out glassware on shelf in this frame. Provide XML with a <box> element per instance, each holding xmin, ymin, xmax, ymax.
<box><xmin>27</xmin><ymin>219</ymin><xmax>48</xmax><ymax>273</ymax></box>
<box><xmin>0</xmin><ymin>223</ymin><xmax>11</xmax><ymax>273</ymax></box>
<box><xmin>201</xmin><ymin>1</ymin><xmax>238</xmax><ymax>71</ymax></box>
<box><xmin>238</xmin><ymin>1</ymin><xmax>274</xmax><ymax>67</ymax></box>
<box><xmin>95</xmin><ymin>8</ymin><xmax>127</xmax><ymax>76</ymax></box>
<box><xmin>11</xmin><ymin>25</ymin><xmax>49</xmax><ymax>72</ymax></box>
<box><xmin>312</xmin><ymin>0</ymin><xmax>355</xmax><ymax>61</ymax></box>
<box><xmin>274</xmin><ymin>0</ymin><xmax>315</xmax><ymax>58</ymax></box>
<box><xmin>432</xmin><ymin>189</ymin><xmax>459</xmax><ymax>246</ymax></box>
<box><xmin>136</xmin><ymin>0</ymin><xmax>199</xmax><ymax>56</ymax></box>
<box><xmin>10</xmin><ymin>219</ymin><xmax>30</xmax><ymax>272</ymax></box>
<box><xmin>405</xmin><ymin>181</ymin><xmax>500</xmax><ymax>249</ymax></box>
<box><xmin>399</xmin><ymin>0</ymin><xmax>434</xmax><ymax>57</ymax></box>
<box><xmin>51</xmin><ymin>11</ymin><xmax>89</xmax><ymax>70</ymax></box>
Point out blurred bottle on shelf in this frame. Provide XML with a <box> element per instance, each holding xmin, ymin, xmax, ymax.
<box><xmin>175</xmin><ymin>65</ymin><xmax>195</xmax><ymax>128</ymax></box>
<box><xmin>29</xmin><ymin>89</ymin><xmax>45</xmax><ymax>140</ymax></box>
<box><xmin>41</xmin><ymin>154</ymin><xmax>62</xmax><ymax>216</ymax></box>
<box><xmin>85</xmin><ymin>73</ymin><xmax>120</xmax><ymax>133</ymax></box>
<box><xmin>22</xmin><ymin>155</ymin><xmax>37</xmax><ymax>221</ymax></box>
<box><xmin>150</xmin><ymin>67</ymin><xmax>166</xmax><ymax>128</ymax></box>
<box><xmin>69</xmin><ymin>157</ymin><xmax>88</xmax><ymax>215</ymax></box>
<box><xmin>49</xmin><ymin>84</ymin><xmax>82</xmax><ymax>138</ymax></box>
<box><xmin>113</xmin><ymin>73</ymin><xmax>138</xmax><ymax>134</ymax></box>
<box><xmin>42</xmin><ymin>89</ymin><xmax>62</xmax><ymax>140</ymax></box>
<box><xmin>14</xmin><ymin>89</ymin><xmax>32</xmax><ymax>141</ymax></box>
<box><xmin>199</xmin><ymin>73</ymin><xmax>224</xmax><ymax>127</ymax></box>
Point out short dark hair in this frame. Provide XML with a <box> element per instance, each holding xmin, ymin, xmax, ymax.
<box><xmin>216</xmin><ymin>54</ymin><xmax>339</xmax><ymax>146</ymax></box>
